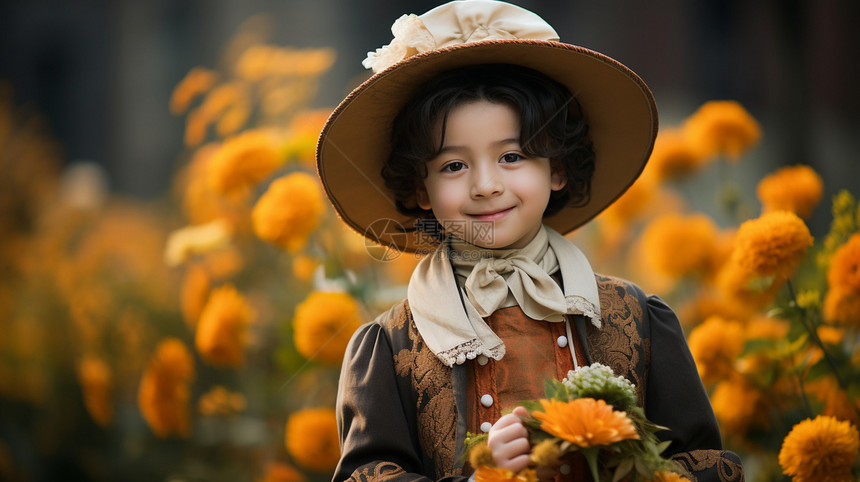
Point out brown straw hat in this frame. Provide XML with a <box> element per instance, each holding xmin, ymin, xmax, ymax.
<box><xmin>316</xmin><ymin>0</ymin><xmax>658</xmax><ymax>253</ymax></box>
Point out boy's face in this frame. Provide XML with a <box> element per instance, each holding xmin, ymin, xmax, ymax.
<box><xmin>415</xmin><ymin>100</ymin><xmax>566</xmax><ymax>249</ymax></box>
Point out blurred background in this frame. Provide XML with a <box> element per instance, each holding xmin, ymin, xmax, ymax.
<box><xmin>2</xmin><ymin>0</ymin><xmax>858</xmax><ymax>207</ymax></box>
<box><xmin>1</xmin><ymin>1</ymin><xmax>859</xmax><ymax>481</ymax></box>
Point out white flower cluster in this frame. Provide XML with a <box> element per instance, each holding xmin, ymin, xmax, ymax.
<box><xmin>362</xmin><ymin>14</ymin><xmax>436</xmax><ymax>73</ymax></box>
<box><xmin>562</xmin><ymin>362</ymin><xmax>636</xmax><ymax>398</ymax></box>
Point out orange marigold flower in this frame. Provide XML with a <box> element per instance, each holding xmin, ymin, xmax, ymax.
<box><xmin>827</xmin><ymin>233</ymin><xmax>860</xmax><ymax>293</ymax></box>
<box><xmin>648</xmin><ymin>128</ymin><xmax>706</xmax><ymax>181</ymax></box>
<box><xmin>475</xmin><ymin>466</ymin><xmax>538</xmax><ymax>482</ymax></box>
<box><xmin>711</xmin><ymin>376</ymin><xmax>764</xmax><ymax>435</ymax></box>
<box><xmin>208</xmin><ymin>130</ymin><xmax>283</xmax><ymax>196</ymax></box>
<box><xmin>138</xmin><ymin>338</ymin><xmax>195</xmax><ymax>438</ymax></box>
<box><xmin>731</xmin><ymin>211</ymin><xmax>813</xmax><ymax>279</ymax></box>
<box><xmin>260</xmin><ymin>461</ymin><xmax>307</xmax><ymax>482</ymax></box>
<box><xmin>683</xmin><ymin>100</ymin><xmax>761</xmax><ymax>161</ymax></box>
<box><xmin>532</xmin><ymin>398</ymin><xmax>639</xmax><ymax>447</ymax></box>
<box><xmin>757</xmin><ymin>165</ymin><xmax>824</xmax><ymax>219</ymax></box>
<box><xmin>638</xmin><ymin>213</ymin><xmax>718</xmax><ymax>278</ymax></box>
<box><xmin>824</xmin><ymin>287</ymin><xmax>860</xmax><ymax>328</ymax></box>
<box><xmin>195</xmin><ymin>284</ymin><xmax>256</xmax><ymax>368</ymax></box>
<box><xmin>293</xmin><ymin>291</ymin><xmax>363</xmax><ymax>365</ymax></box>
<box><xmin>252</xmin><ymin>172</ymin><xmax>325</xmax><ymax>253</ymax></box>
<box><xmin>181</xmin><ymin>263</ymin><xmax>211</xmax><ymax>328</ymax></box>
<box><xmin>688</xmin><ymin>315</ymin><xmax>744</xmax><ymax>384</ymax></box>
<box><xmin>170</xmin><ymin>67</ymin><xmax>218</xmax><ymax>115</ymax></box>
<box><xmin>285</xmin><ymin>408</ymin><xmax>340</xmax><ymax>472</ymax></box>
<box><xmin>779</xmin><ymin>415</ymin><xmax>859</xmax><ymax>482</ymax></box>
<box><xmin>77</xmin><ymin>355</ymin><xmax>113</xmax><ymax>427</ymax></box>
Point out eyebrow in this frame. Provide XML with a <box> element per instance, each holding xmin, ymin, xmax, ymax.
<box><xmin>437</xmin><ymin>138</ymin><xmax>520</xmax><ymax>155</ymax></box>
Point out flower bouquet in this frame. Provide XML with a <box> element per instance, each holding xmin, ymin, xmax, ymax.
<box><xmin>465</xmin><ymin>363</ymin><xmax>688</xmax><ymax>482</ymax></box>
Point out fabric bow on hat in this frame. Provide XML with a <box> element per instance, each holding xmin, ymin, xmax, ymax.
<box><xmin>363</xmin><ymin>0</ymin><xmax>559</xmax><ymax>73</ymax></box>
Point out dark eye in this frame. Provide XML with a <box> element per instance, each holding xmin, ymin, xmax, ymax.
<box><xmin>442</xmin><ymin>161</ymin><xmax>466</xmax><ymax>172</ymax></box>
<box><xmin>501</xmin><ymin>153</ymin><xmax>523</xmax><ymax>164</ymax></box>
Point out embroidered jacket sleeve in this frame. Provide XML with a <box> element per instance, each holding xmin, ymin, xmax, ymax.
<box><xmin>643</xmin><ymin>293</ymin><xmax>745</xmax><ymax>482</ymax></box>
<box><xmin>333</xmin><ymin>303</ymin><xmax>468</xmax><ymax>482</ymax></box>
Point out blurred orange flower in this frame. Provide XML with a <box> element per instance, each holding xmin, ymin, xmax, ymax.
<box><xmin>208</xmin><ymin>130</ymin><xmax>283</xmax><ymax>196</ymax></box>
<box><xmin>599</xmin><ymin>168</ymin><xmax>658</xmax><ymax>226</ymax></box>
<box><xmin>532</xmin><ymin>398</ymin><xmax>639</xmax><ymax>447</ymax></box>
<box><xmin>778</xmin><ymin>415</ymin><xmax>859</xmax><ymax>482</ymax></box>
<box><xmin>285</xmin><ymin>408</ymin><xmax>340</xmax><ymax>472</ymax></box>
<box><xmin>195</xmin><ymin>284</ymin><xmax>256</xmax><ymax>368</ymax></box>
<box><xmin>827</xmin><ymin>233</ymin><xmax>860</xmax><ymax>293</ymax></box>
<box><xmin>138</xmin><ymin>338</ymin><xmax>195</xmax><ymax>438</ymax></box>
<box><xmin>77</xmin><ymin>355</ymin><xmax>113</xmax><ymax>427</ymax></box>
<box><xmin>260</xmin><ymin>461</ymin><xmax>307</xmax><ymax>482</ymax></box>
<box><xmin>164</xmin><ymin>219</ymin><xmax>232</xmax><ymax>267</ymax></box>
<box><xmin>647</xmin><ymin>128</ymin><xmax>706</xmax><ymax>181</ymax></box>
<box><xmin>198</xmin><ymin>385</ymin><xmax>246</xmax><ymax>417</ymax></box>
<box><xmin>711</xmin><ymin>376</ymin><xmax>764</xmax><ymax>435</ymax></box>
<box><xmin>683</xmin><ymin>100</ymin><xmax>761</xmax><ymax>161</ymax></box>
<box><xmin>807</xmin><ymin>377</ymin><xmax>860</xmax><ymax>425</ymax></box>
<box><xmin>653</xmin><ymin>471</ymin><xmax>692</xmax><ymax>482</ymax></box>
<box><xmin>170</xmin><ymin>67</ymin><xmax>218</xmax><ymax>115</ymax></box>
<box><xmin>730</xmin><ymin>211</ymin><xmax>813</xmax><ymax>279</ymax></box>
<box><xmin>474</xmin><ymin>466</ymin><xmax>538</xmax><ymax>482</ymax></box>
<box><xmin>291</xmin><ymin>254</ymin><xmax>319</xmax><ymax>282</ymax></box>
<box><xmin>638</xmin><ymin>213</ymin><xmax>718</xmax><ymax>279</ymax></box>
<box><xmin>252</xmin><ymin>172</ymin><xmax>325</xmax><ymax>253</ymax></box>
<box><xmin>181</xmin><ymin>263</ymin><xmax>211</xmax><ymax>328</ymax></box>
<box><xmin>283</xmin><ymin>109</ymin><xmax>333</xmax><ymax>165</ymax></box>
<box><xmin>756</xmin><ymin>164</ymin><xmax>824</xmax><ymax>219</ymax></box>
<box><xmin>688</xmin><ymin>315</ymin><xmax>744</xmax><ymax>384</ymax></box>
<box><xmin>823</xmin><ymin>287</ymin><xmax>860</xmax><ymax>327</ymax></box>
<box><xmin>292</xmin><ymin>291</ymin><xmax>363</xmax><ymax>365</ymax></box>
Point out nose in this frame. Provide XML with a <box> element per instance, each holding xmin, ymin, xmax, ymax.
<box><xmin>470</xmin><ymin>165</ymin><xmax>503</xmax><ymax>198</ymax></box>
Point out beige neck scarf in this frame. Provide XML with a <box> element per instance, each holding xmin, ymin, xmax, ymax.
<box><xmin>407</xmin><ymin>225</ymin><xmax>601</xmax><ymax>367</ymax></box>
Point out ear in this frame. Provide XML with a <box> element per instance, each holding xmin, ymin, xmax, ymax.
<box><xmin>415</xmin><ymin>181</ymin><xmax>432</xmax><ymax>210</ymax></box>
<box><xmin>550</xmin><ymin>162</ymin><xmax>568</xmax><ymax>191</ymax></box>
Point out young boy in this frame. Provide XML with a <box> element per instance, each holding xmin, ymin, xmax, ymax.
<box><xmin>316</xmin><ymin>2</ymin><xmax>744</xmax><ymax>481</ymax></box>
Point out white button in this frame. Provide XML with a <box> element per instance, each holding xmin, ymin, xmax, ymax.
<box><xmin>456</xmin><ymin>354</ymin><xmax>466</xmax><ymax>365</ymax></box>
<box><xmin>559</xmin><ymin>464</ymin><xmax>571</xmax><ymax>475</ymax></box>
<box><xmin>480</xmin><ymin>394</ymin><xmax>493</xmax><ymax>407</ymax></box>
<box><xmin>480</xmin><ymin>422</ymin><xmax>492</xmax><ymax>433</ymax></box>
<box><xmin>477</xmin><ymin>355</ymin><xmax>489</xmax><ymax>366</ymax></box>
<box><xmin>557</xmin><ymin>335</ymin><xmax>568</xmax><ymax>348</ymax></box>
<box><xmin>466</xmin><ymin>352</ymin><xmax>477</xmax><ymax>360</ymax></box>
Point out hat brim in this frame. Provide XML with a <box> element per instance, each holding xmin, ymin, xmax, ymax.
<box><xmin>317</xmin><ymin>39</ymin><xmax>658</xmax><ymax>253</ymax></box>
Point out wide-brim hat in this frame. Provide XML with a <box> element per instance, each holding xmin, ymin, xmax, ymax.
<box><xmin>316</xmin><ymin>0</ymin><xmax>658</xmax><ymax>253</ymax></box>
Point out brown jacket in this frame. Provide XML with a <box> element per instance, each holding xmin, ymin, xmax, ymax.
<box><xmin>333</xmin><ymin>275</ymin><xmax>744</xmax><ymax>481</ymax></box>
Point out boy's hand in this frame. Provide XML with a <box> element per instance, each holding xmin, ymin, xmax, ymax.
<box><xmin>487</xmin><ymin>406</ymin><xmax>531</xmax><ymax>473</ymax></box>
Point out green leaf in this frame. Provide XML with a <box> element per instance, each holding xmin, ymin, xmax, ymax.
<box><xmin>612</xmin><ymin>458</ymin><xmax>634</xmax><ymax>482</ymax></box>
<box><xmin>655</xmin><ymin>440</ymin><xmax>672</xmax><ymax>455</ymax></box>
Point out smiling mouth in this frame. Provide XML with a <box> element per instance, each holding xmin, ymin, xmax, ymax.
<box><xmin>469</xmin><ymin>207</ymin><xmax>513</xmax><ymax>221</ymax></box>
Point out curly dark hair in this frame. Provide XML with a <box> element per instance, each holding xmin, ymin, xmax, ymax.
<box><xmin>381</xmin><ymin>63</ymin><xmax>595</xmax><ymax>221</ymax></box>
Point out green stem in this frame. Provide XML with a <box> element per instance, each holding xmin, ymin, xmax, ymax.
<box><xmin>785</xmin><ymin>280</ymin><xmax>850</xmax><ymax>393</ymax></box>
<box><xmin>581</xmin><ymin>447</ymin><xmax>600</xmax><ymax>482</ymax></box>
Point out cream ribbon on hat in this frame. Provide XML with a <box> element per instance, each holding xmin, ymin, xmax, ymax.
<box><xmin>363</xmin><ymin>0</ymin><xmax>559</xmax><ymax>73</ymax></box>
<box><xmin>407</xmin><ymin>225</ymin><xmax>601</xmax><ymax>367</ymax></box>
